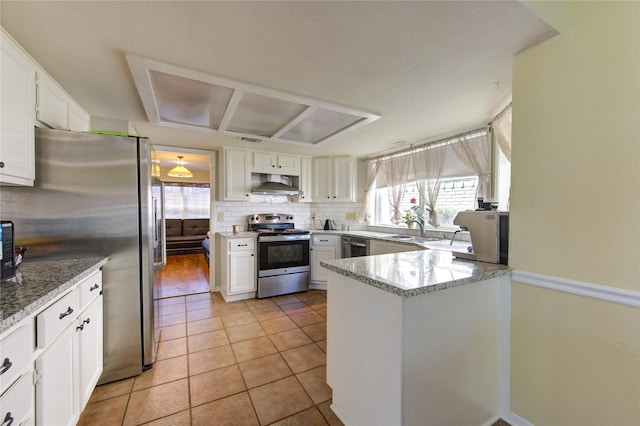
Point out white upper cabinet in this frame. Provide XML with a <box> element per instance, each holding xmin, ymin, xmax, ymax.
<box><xmin>221</xmin><ymin>148</ymin><xmax>251</xmax><ymax>201</ymax></box>
<box><xmin>0</xmin><ymin>29</ymin><xmax>36</xmax><ymax>186</ymax></box>
<box><xmin>313</xmin><ymin>157</ymin><xmax>355</xmax><ymax>202</ymax></box>
<box><xmin>298</xmin><ymin>157</ymin><xmax>313</xmax><ymax>202</ymax></box>
<box><xmin>1</xmin><ymin>28</ymin><xmax>90</xmax><ymax>187</ymax></box>
<box><xmin>252</xmin><ymin>151</ymin><xmax>300</xmax><ymax>176</ymax></box>
<box><xmin>36</xmin><ymin>71</ymin><xmax>90</xmax><ymax>132</ymax></box>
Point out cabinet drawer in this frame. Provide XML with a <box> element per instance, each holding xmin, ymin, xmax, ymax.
<box><xmin>0</xmin><ymin>373</ymin><xmax>33</xmax><ymax>426</ymax></box>
<box><xmin>229</xmin><ymin>238</ymin><xmax>255</xmax><ymax>251</ymax></box>
<box><xmin>36</xmin><ymin>289</ymin><xmax>79</xmax><ymax>349</ymax></box>
<box><xmin>311</xmin><ymin>234</ymin><xmax>338</xmax><ymax>246</ymax></box>
<box><xmin>0</xmin><ymin>324</ymin><xmax>32</xmax><ymax>395</ymax></box>
<box><xmin>79</xmin><ymin>271</ymin><xmax>102</xmax><ymax>311</ymax></box>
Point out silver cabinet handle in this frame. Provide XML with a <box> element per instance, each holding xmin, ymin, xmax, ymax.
<box><xmin>0</xmin><ymin>358</ymin><xmax>12</xmax><ymax>375</ymax></box>
<box><xmin>59</xmin><ymin>307</ymin><xmax>74</xmax><ymax>320</ymax></box>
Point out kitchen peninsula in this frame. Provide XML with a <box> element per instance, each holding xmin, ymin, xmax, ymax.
<box><xmin>321</xmin><ymin>250</ymin><xmax>510</xmax><ymax>426</ymax></box>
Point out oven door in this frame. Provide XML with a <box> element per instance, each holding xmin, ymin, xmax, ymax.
<box><xmin>258</xmin><ymin>237</ymin><xmax>310</xmax><ymax>273</ymax></box>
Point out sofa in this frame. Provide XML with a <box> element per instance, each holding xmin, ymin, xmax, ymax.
<box><xmin>165</xmin><ymin>218</ymin><xmax>209</xmax><ymax>254</ymax></box>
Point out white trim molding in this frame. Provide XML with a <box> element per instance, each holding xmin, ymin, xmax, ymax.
<box><xmin>512</xmin><ymin>270</ymin><xmax>640</xmax><ymax>308</ymax></box>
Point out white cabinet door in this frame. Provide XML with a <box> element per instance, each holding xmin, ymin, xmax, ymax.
<box><xmin>299</xmin><ymin>157</ymin><xmax>313</xmax><ymax>202</ymax></box>
<box><xmin>310</xmin><ymin>246</ymin><xmax>338</xmax><ymax>283</ymax></box>
<box><xmin>313</xmin><ymin>158</ymin><xmax>333</xmax><ymax>201</ymax></box>
<box><xmin>0</xmin><ymin>31</ymin><xmax>35</xmax><ymax>186</ymax></box>
<box><xmin>252</xmin><ymin>152</ymin><xmax>277</xmax><ymax>173</ymax></box>
<box><xmin>36</xmin><ymin>71</ymin><xmax>68</xmax><ymax>130</ymax></box>
<box><xmin>0</xmin><ymin>374</ymin><xmax>34</xmax><ymax>426</ymax></box>
<box><xmin>229</xmin><ymin>250</ymin><xmax>256</xmax><ymax>294</ymax></box>
<box><xmin>333</xmin><ymin>157</ymin><xmax>354</xmax><ymax>202</ymax></box>
<box><xmin>68</xmin><ymin>101</ymin><xmax>90</xmax><ymax>132</ymax></box>
<box><xmin>277</xmin><ymin>154</ymin><xmax>300</xmax><ymax>175</ymax></box>
<box><xmin>312</xmin><ymin>157</ymin><xmax>355</xmax><ymax>202</ymax></box>
<box><xmin>223</xmin><ymin>148</ymin><xmax>251</xmax><ymax>201</ymax></box>
<box><xmin>35</xmin><ymin>326</ymin><xmax>77</xmax><ymax>426</ymax></box>
<box><xmin>252</xmin><ymin>152</ymin><xmax>300</xmax><ymax>175</ymax></box>
<box><xmin>76</xmin><ymin>296</ymin><xmax>103</xmax><ymax>410</ymax></box>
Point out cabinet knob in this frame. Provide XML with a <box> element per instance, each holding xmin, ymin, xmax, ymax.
<box><xmin>0</xmin><ymin>161</ymin><xmax>4</xmax><ymax>168</ymax></box>
<box><xmin>333</xmin><ymin>196</ymin><xmax>336</xmax><ymax>198</ymax></box>
<box><xmin>272</xmin><ymin>165</ymin><xmax>275</xmax><ymax>168</ymax></box>
<box><xmin>0</xmin><ymin>357</ymin><xmax>13</xmax><ymax>375</ymax></box>
<box><xmin>279</xmin><ymin>165</ymin><xmax>282</xmax><ymax>168</ymax></box>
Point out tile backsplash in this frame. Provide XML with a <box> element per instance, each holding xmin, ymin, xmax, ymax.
<box><xmin>214</xmin><ymin>201</ymin><xmax>365</xmax><ymax>232</ymax></box>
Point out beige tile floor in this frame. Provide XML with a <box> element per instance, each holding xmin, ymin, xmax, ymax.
<box><xmin>78</xmin><ymin>290</ymin><xmax>343</xmax><ymax>426</ymax></box>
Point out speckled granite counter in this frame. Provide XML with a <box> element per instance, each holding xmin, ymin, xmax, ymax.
<box><xmin>216</xmin><ymin>231</ymin><xmax>257</xmax><ymax>239</ymax></box>
<box><xmin>321</xmin><ymin>249</ymin><xmax>509</xmax><ymax>298</ymax></box>
<box><xmin>0</xmin><ymin>257</ymin><xmax>108</xmax><ymax>334</ymax></box>
<box><xmin>308</xmin><ymin>229</ymin><xmax>471</xmax><ymax>252</ymax></box>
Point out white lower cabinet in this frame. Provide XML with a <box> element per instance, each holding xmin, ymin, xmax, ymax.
<box><xmin>35</xmin><ymin>324</ymin><xmax>76</xmax><ymax>426</ymax></box>
<box><xmin>77</xmin><ymin>297</ymin><xmax>103</xmax><ymax>409</ymax></box>
<box><xmin>1</xmin><ymin>373</ymin><xmax>34</xmax><ymax>426</ymax></box>
<box><xmin>310</xmin><ymin>234</ymin><xmax>341</xmax><ymax>289</ymax></box>
<box><xmin>34</xmin><ymin>272</ymin><xmax>103</xmax><ymax>426</ymax></box>
<box><xmin>219</xmin><ymin>236</ymin><xmax>256</xmax><ymax>302</ymax></box>
<box><xmin>0</xmin><ymin>270</ymin><xmax>104</xmax><ymax>426</ymax></box>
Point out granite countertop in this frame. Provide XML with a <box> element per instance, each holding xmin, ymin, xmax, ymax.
<box><xmin>320</xmin><ymin>250</ymin><xmax>510</xmax><ymax>298</ymax></box>
<box><xmin>0</xmin><ymin>257</ymin><xmax>108</xmax><ymax>334</ymax></box>
<box><xmin>217</xmin><ymin>231</ymin><xmax>258</xmax><ymax>239</ymax></box>
<box><xmin>308</xmin><ymin>229</ymin><xmax>471</xmax><ymax>252</ymax></box>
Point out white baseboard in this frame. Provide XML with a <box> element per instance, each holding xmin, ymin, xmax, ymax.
<box><xmin>511</xmin><ymin>270</ymin><xmax>640</xmax><ymax>308</ymax></box>
<box><xmin>506</xmin><ymin>411</ymin><xmax>535</xmax><ymax>426</ymax></box>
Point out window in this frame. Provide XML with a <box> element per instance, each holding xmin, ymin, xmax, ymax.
<box><xmin>164</xmin><ymin>183</ymin><xmax>210</xmax><ymax>219</ymax></box>
<box><xmin>374</xmin><ymin>176</ymin><xmax>479</xmax><ymax>228</ymax></box>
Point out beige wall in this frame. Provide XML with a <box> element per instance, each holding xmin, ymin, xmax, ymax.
<box><xmin>511</xmin><ymin>2</ymin><xmax>639</xmax><ymax>424</ymax></box>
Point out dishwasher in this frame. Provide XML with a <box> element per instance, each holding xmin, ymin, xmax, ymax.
<box><xmin>341</xmin><ymin>236</ymin><xmax>370</xmax><ymax>257</ymax></box>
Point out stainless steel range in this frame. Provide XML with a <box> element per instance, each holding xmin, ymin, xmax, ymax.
<box><xmin>248</xmin><ymin>214</ymin><xmax>310</xmax><ymax>298</ymax></box>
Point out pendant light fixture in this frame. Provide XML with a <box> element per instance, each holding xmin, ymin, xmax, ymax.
<box><xmin>151</xmin><ymin>158</ymin><xmax>161</xmax><ymax>177</ymax></box>
<box><xmin>167</xmin><ymin>155</ymin><xmax>193</xmax><ymax>178</ymax></box>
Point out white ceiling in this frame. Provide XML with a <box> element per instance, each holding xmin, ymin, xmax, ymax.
<box><xmin>0</xmin><ymin>1</ymin><xmax>556</xmax><ymax>160</ymax></box>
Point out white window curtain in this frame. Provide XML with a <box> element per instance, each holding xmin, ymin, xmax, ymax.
<box><xmin>412</xmin><ymin>144</ymin><xmax>447</xmax><ymax>227</ymax></box>
<box><xmin>451</xmin><ymin>131</ymin><xmax>492</xmax><ymax>200</ymax></box>
<box><xmin>493</xmin><ymin>104</ymin><xmax>512</xmax><ymax>162</ymax></box>
<box><xmin>379</xmin><ymin>154</ymin><xmax>411</xmax><ymax>224</ymax></box>
<box><xmin>359</xmin><ymin>159</ymin><xmax>380</xmax><ymax>223</ymax></box>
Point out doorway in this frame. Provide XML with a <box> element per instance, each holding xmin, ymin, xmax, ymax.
<box><xmin>152</xmin><ymin>145</ymin><xmax>216</xmax><ymax>299</ymax></box>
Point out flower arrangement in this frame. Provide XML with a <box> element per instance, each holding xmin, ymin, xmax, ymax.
<box><xmin>403</xmin><ymin>197</ymin><xmax>426</xmax><ymax>224</ymax></box>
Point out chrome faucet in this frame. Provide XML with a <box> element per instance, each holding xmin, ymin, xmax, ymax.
<box><xmin>406</xmin><ymin>218</ymin><xmax>427</xmax><ymax>237</ymax></box>
<box><xmin>450</xmin><ymin>226</ymin><xmax>468</xmax><ymax>245</ymax></box>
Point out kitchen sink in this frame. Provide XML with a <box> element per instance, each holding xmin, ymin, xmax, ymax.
<box><xmin>386</xmin><ymin>235</ymin><xmax>414</xmax><ymax>240</ymax></box>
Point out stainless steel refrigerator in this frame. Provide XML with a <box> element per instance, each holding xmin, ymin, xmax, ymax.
<box><xmin>1</xmin><ymin>127</ymin><xmax>166</xmax><ymax>384</ymax></box>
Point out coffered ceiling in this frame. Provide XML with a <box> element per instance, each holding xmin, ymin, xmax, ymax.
<box><xmin>0</xmin><ymin>1</ymin><xmax>557</xmax><ymax>158</ymax></box>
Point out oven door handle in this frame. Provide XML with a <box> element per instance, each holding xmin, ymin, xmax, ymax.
<box><xmin>349</xmin><ymin>242</ymin><xmax>367</xmax><ymax>248</ymax></box>
<box><xmin>259</xmin><ymin>235</ymin><xmax>310</xmax><ymax>242</ymax></box>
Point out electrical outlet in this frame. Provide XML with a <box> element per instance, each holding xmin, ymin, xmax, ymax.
<box><xmin>345</xmin><ymin>212</ymin><xmax>357</xmax><ymax>221</ymax></box>
<box><xmin>217</xmin><ymin>212</ymin><xmax>224</xmax><ymax>222</ymax></box>
<box><xmin>311</xmin><ymin>212</ymin><xmax>317</xmax><ymax>221</ymax></box>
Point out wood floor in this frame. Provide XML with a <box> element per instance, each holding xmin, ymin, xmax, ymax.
<box><xmin>156</xmin><ymin>253</ymin><xmax>210</xmax><ymax>299</ymax></box>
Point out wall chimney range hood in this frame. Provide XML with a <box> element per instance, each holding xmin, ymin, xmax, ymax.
<box><xmin>127</xmin><ymin>56</ymin><xmax>381</xmax><ymax>146</ymax></box>
<box><xmin>251</xmin><ymin>175</ymin><xmax>301</xmax><ymax>196</ymax></box>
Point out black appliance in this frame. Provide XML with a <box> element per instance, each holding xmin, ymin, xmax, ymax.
<box><xmin>1</xmin><ymin>221</ymin><xmax>15</xmax><ymax>281</ymax></box>
<box><xmin>341</xmin><ymin>235</ymin><xmax>369</xmax><ymax>258</ymax></box>
<box><xmin>248</xmin><ymin>214</ymin><xmax>310</xmax><ymax>298</ymax></box>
